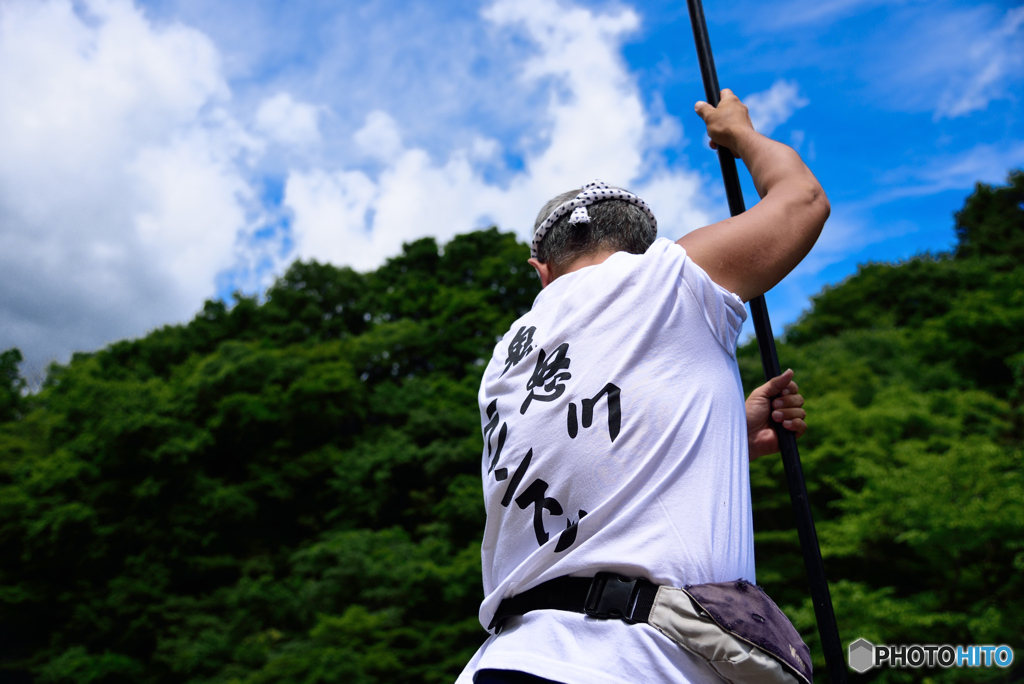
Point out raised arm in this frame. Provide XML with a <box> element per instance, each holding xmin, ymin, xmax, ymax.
<box><xmin>677</xmin><ymin>89</ymin><xmax>829</xmax><ymax>302</ymax></box>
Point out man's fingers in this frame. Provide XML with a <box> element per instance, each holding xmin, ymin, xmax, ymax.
<box><xmin>697</xmin><ymin>90</ymin><xmax>737</xmax><ymax>116</ymax></box>
<box><xmin>772</xmin><ymin>394</ymin><xmax>804</xmax><ymax>409</ymax></box>
<box><xmin>781</xmin><ymin>418</ymin><xmax>807</xmax><ymax>438</ymax></box>
<box><xmin>772</xmin><ymin>408</ymin><xmax>806</xmax><ymax>423</ymax></box>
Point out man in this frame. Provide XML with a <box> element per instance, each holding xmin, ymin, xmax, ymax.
<box><xmin>456</xmin><ymin>89</ymin><xmax>828</xmax><ymax>684</ymax></box>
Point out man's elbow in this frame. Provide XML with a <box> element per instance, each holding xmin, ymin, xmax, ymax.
<box><xmin>811</xmin><ymin>184</ymin><xmax>830</xmax><ymax>225</ymax></box>
<box><xmin>795</xmin><ymin>181</ymin><xmax>829</xmax><ymax>240</ymax></box>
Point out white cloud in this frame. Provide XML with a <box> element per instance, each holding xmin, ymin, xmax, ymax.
<box><xmin>873</xmin><ymin>141</ymin><xmax>1024</xmax><ymax>203</ymax></box>
<box><xmin>793</xmin><ymin>211</ymin><xmax>916</xmax><ymax>277</ymax></box>
<box><xmin>744</xmin><ymin>79</ymin><xmax>809</xmax><ymax>136</ymax></box>
<box><xmin>285</xmin><ymin>0</ymin><xmax>715</xmax><ymax>272</ymax></box>
<box><xmin>768</xmin><ymin>0</ymin><xmax>899</xmax><ymax>27</ymax></box>
<box><xmin>0</xmin><ymin>0</ymin><xmax>258</xmax><ymax>370</ymax></box>
<box><xmin>255</xmin><ymin>92</ymin><xmax>321</xmax><ymax>146</ymax></box>
<box><xmin>789</xmin><ymin>130</ymin><xmax>805</xmax><ymax>153</ymax></box>
<box><xmin>935</xmin><ymin>6</ymin><xmax>1024</xmax><ymax>118</ymax></box>
<box><xmin>0</xmin><ymin>0</ymin><xmax>721</xmax><ymax>373</ymax></box>
<box><xmin>831</xmin><ymin>2</ymin><xmax>1024</xmax><ymax>119</ymax></box>
<box><xmin>286</xmin><ymin>168</ymin><xmax>379</xmax><ymax>270</ymax></box>
<box><xmin>469</xmin><ymin>136</ymin><xmax>501</xmax><ymax>162</ymax></box>
<box><xmin>131</xmin><ymin>121</ymin><xmax>256</xmax><ymax>287</ymax></box>
<box><xmin>353</xmin><ymin>110</ymin><xmax>403</xmax><ymax>162</ymax></box>
<box><xmin>644</xmin><ymin>94</ymin><xmax>685</xmax><ymax>150</ymax></box>
<box><xmin>736</xmin><ymin>1</ymin><xmax>1023</xmax><ymax>121</ymax></box>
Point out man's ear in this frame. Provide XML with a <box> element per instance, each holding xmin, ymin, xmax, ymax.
<box><xmin>528</xmin><ymin>258</ymin><xmax>554</xmax><ymax>288</ymax></box>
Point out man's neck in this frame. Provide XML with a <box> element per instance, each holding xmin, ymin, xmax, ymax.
<box><xmin>530</xmin><ymin>250</ymin><xmax>618</xmax><ymax>288</ymax></box>
<box><xmin>557</xmin><ymin>250</ymin><xmax>617</xmax><ymax>278</ymax></box>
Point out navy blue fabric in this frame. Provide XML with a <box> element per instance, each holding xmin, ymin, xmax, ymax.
<box><xmin>474</xmin><ymin>669</ymin><xmax>564</xmax><ymax>684</ymax></box>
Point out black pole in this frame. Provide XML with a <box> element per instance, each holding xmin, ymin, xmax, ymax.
<box><xmin>683</xmin><ymin>2</ymin><xmax>848</xmax><ymax>683</ymax></box>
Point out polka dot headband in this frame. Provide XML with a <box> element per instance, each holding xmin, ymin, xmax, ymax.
<box><xmin>531</xmin><ymin>180</ymin><xmax>658</xmax><ymax>260</ymax></box>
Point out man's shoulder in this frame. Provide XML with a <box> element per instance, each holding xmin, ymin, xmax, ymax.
<box><xmin>533</xmin><ymin>239</ymin><xmax>685</xmax><ymax>305</ymax></box>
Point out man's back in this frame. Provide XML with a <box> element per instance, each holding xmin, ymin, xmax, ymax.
<box><xmin>459</xmin><ymin>239</ymin><xmax>752</xmax><ymax>684</ymax></box>
<box><xmin>459</xmin><ymin>87</ymin><xmax>827</xmax><ymax>684</ymax></box>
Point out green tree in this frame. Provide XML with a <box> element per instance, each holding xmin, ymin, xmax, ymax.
<box><xmin>1</xmin><ymin>172</ymin><xmax>1022</xmax><ymax>683</ymax></box>
<box><xmin>954</xmin><ymin>169</ymin><xmax>1024</xmax><ymax>262</ymax></box>
<box><xmin>0</xmin><ymin>228</ymin><xmax>537</xmax><ymax>683</ymax></box>
<box><xmin>739</xmin><ymin>170</ymin><xmax>1024</xmax><ymax>682</ymax></box>
<box><xmin>0</xmin><ymin>348</ymin><xmax>25</xmax><ymax>422</ymax></box>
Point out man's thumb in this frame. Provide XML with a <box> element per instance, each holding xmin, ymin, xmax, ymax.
<box><xmin>694</xmin><ymin>100</ymin><xmax>713</xmax><ymax>121</ymax></box>
<box><xmin>768</xmin><ymin>368</ymin><xmax>795</xmax><ymax>395</ymax></box>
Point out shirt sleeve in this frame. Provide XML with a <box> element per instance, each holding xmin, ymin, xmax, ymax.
<box><xmin>659</xmin><ymin>239</ymin><xmax>748</xmax><ymax>357</ymax></box>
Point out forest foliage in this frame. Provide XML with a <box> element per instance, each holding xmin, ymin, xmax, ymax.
<box><xmin>1</xmin><ymin>172</ymin><xmax>1022</xmax><ymax>683</ymax></box>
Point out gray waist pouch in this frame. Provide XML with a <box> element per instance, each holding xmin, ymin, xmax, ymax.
<box><xmin>647</xmin><ymin>579</ymin><xmax>812</xmax><ymax>684</ymax></box>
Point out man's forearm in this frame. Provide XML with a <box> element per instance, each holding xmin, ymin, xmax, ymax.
<box><xmin>732</xmin><ymin>129</ymin><xmax>830</xmax><ymax>293</ymax></box>
<box><xmin>732</xmin><ymin>129</ymin><xmax>823</xmax><ymax>203</ymax></box>
<box><xmin>682</xmin><ymin>90</ymin><xmax>830</xmax><ymax>301</ymax></box>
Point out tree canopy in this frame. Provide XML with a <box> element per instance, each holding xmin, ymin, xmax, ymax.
<box><xmin>1</xmin><ymin>173</ymin><xmax>1022</xmax><ymax>683</ymax></box>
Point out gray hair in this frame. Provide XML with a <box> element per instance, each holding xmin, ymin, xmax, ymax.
<box><xmin>533</xmin><ymin>187</ymin><xmax>657</xmax><ymax>274</ymax></box>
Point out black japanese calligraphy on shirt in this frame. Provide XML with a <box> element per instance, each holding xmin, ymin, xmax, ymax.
<box><xmin>501</xmin><ymin>326</ymin><xmax>536</xmax><ymax>376</ymax></box>
<box><xmin>554</xmin><ymin>509</ymin><xmax>588</xmax><ymax>553</ymax></box>
<box><xmin>515</xmin><ymin>478</ymin><xmax>563</xmax><ymax>546</ymax></box>
<box><xmin>482</xmin><ymin>399</ymin><xmax>508</xmax><ymax>474</ymax></box>
<box><xmin>499</xmin><ymin>448</ymin><xmax>533</xmax><ymax>506</ymax></box>
<box><xmin>520</xmin><ymin>342</ymin><xmax>571</xmax><ymax>415</ymax></box>
<box><xmin>484</xmin><ymin>335</ymin><xmax>623</xmax><ymax>556</ymax></box>
<box><xmin>567</xmin><ymin>382</ymin><xmax>621</xmax><ymax>442</ymax></box>
<box><xmin>495</xmin><ymin>444</ymin><xmax>587</xmax><ymax>553</ymax></box>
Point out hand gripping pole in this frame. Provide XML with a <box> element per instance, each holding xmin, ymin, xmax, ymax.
<box><xmin>683</xmin><ymin>2</ymin><xmax>848</xmax><ymax>682</ymax></box>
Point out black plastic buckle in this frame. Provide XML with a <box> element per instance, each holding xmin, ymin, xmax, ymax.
<box><xmin>584</xmin><ymin>572</ymin><xmax>641</xmax><ymax>623</ymax></box>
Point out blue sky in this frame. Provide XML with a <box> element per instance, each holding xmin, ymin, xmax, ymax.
<box><xmin>0</xmin><ymin>0</ymin><xmax>1022</xmax><ymax>374</ymax></box>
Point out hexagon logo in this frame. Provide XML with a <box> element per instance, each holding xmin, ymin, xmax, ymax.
<box><xmin>848</xmin><ymin>638</ymin><xmax>875</xmax><ymax>673</ymax></box>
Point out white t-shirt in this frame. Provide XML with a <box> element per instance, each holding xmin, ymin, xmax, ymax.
<box><xmin>456</xmin><ymin>238</ymin><xmax>753</xmax><ymax>684</ymax></box>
